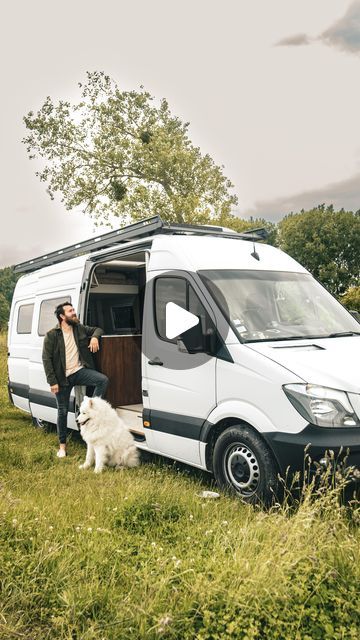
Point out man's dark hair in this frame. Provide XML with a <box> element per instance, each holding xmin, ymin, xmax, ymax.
<box><xmin>55</xmin><ymin>302</ymin><xmax>72</xmax><ymax>323</ymax></box>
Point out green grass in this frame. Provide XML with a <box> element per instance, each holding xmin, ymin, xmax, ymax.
<box><xmin>0</xmin><ymin>331</ymin><xmax>359</xmax><ymax>639</ymax></box>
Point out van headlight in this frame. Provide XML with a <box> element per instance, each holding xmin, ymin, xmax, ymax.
<box><xmin>283</xmin><ymin>384</ymin><xmax>359</xmax><ymax>428</ymax></box>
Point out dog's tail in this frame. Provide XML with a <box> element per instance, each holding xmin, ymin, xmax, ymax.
<box><xmin>121</xmin><ymin>444</ymin><xmax>140</xmax><ymax>468</ymax></box>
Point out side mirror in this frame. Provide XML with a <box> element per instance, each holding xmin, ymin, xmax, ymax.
<box><xmin>349</xmin><ymin>309</ymin><xmax>360</xmax><ymax>324</ymax></box>
<box><xmin>176</xmin><ymin>316</ymin><xmax>205</xmax><ymax>353</ymax></box>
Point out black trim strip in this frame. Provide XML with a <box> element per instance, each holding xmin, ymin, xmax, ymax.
<box><xmin>8</xmin><ymin>381</ymin><xmax>29</xmax><ymax>398</ymax></box>
<box><xmin>143</xmin><ymin>408</ymin><xmax>204</xmax><ymax>440</ymax></box>
<box><xmin>200</xmin><ymin>419</ymin><xmax>213</xmax><ymax>442</ymax></box>
<box><xmin>7</xmin><ymin>381</ymin><xmax>14</xmax><ymax>406</ymax></box>
<box><xmin>9</xmin><ymin>382</ymin><xmax>75</xmax><ymax>413</ymax></box>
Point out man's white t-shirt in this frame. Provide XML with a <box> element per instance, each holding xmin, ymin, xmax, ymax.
<box><xmin>62</xmin><ymin>326</ymin><xmax>83</xmax><ymax>377</ymax></box>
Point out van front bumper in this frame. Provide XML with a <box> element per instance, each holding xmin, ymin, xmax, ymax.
<box><xmin>263</xmin><ymin>424</ymin><xmax>360</xmax><ymax>482</ymax></box>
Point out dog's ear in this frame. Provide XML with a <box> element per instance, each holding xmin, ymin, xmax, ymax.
<box><xmin>88</xmin><ymin>398</ymin><xmax>93</xmax><ymax>407</ymax></box>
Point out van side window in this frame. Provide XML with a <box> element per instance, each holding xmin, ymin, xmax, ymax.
<box><xmin>155</xmin><ymin>277</ymin><xmax>187</xmax><ymax>342</ymax></box>
<box><xmin>154</xmin><ymin>277</ymin><xmax>211</xmax><ymax>343</ymax></box>
<box><xmin>17</xmin><ymin>304</ymin><xmax>34</xmax><ymax>334</ymax></box>
<box><xmin>38</xmin><ymin>296</ymin><xmax>72</xmax><ymax>336</ymax></box>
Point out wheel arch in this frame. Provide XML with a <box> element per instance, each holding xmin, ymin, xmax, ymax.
<box><xmin>203</xmin><ymin>417</ymin><xmax>281</xmax><ymax>475</ymax></box>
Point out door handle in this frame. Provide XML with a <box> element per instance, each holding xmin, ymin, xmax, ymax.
<box><xmin>148</xmin><ymin>357</ymin><xmax>164</xmax><ymax>366</ymax></box>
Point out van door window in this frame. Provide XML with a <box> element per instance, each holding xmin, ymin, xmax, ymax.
<box><xmin>17</xmin><ymin>303</ymin><xmax>34</xmax><ymax>334</ymax></box>
<box><xmin>155</xmin><ymin>277</ymin><xmax>187</xmax><ymax>343</ymax></box>
<box><xmin>154</xmin><ymin>276</ymin><xmax>211</xmax><ymax>343</ymax></box>
<box><xmin>38</xmin><ymin>296</ymin><xmax>72</xmax><ymax>336</ymax></box>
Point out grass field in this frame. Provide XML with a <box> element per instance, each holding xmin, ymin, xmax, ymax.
<box><xmin>0</xmin><ymin>331</ymin><xmax>360</xmax><ymax>639</ymax></box>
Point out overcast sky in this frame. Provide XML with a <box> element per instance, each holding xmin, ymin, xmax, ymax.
<box><xmin>1</xmin><ymin>0</ymin><xmax>360</xmax><ymax>268</ymax></box>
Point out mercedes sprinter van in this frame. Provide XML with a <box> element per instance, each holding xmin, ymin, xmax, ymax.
<box><xmin>7</xmin><ymin>216</ymin><xmax>360</xmax><ymax>503</ymax></box>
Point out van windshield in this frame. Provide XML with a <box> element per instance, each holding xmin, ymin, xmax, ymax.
<box><xmin>198</xmin><ymin>270</ymin><xmax>360</xmax><ymax>343</ymax></box>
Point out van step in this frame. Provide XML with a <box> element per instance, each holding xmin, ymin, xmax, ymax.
<box><xmin>117</xmin><ymin>404</ymin><xmax>143</xmax><ymax>413</ymax></box>
<box><xmin>116</xmin><ymin>406</ymin><xmax>144</xmax><ymax>438</ymax></box>
<box><xmin>131</xmin><ymin>432</ymin><xmax>146</xmax><ymax>442</ymax></box>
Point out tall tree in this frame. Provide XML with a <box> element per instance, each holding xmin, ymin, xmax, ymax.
<box><xmin>0</xmin><ymin>267</ymin><xmax>21</xmax><ymax>306</ymax></box>
<box><xmin>0</xmin><ymin>293</ymin><xmax>10</xmax><ymax>331</ymax></box>
<box><xmin>23</xmin><ymin>71</ymin><xmax>238</xmax><ymax>226</ymax></box>
<box><xmin>203</xmin><ymin>211</ymin><xmax>277</xmax><ymax>245</ymax></box>
<box><xmin>277</xmin><ymin>205</ymin><xmax>360</xmax><ymax>295</ymax></box>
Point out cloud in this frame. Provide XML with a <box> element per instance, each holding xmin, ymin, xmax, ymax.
<box><xmin>275</xmin><ymin>1</ymin><xmax>360</xmax><ymax>56</ymax></box>
<box><xmin>275</xmin><ymin>33</ymin><xmax>312</xmax><ymax>47</ymax></box>
<box><xmin>0</xmin><ymin>243</ymin><xmax>44</xmax><ymax>269</ymax></box>
<box><xmin>245</xmin><ymin>172</ymin><xmax>360</xmax><ymax>222</ymax></box>
<box><xmin>321</xmin><ymin>1</ymin><xmax>360</xmax><ymax>53</ymax></box>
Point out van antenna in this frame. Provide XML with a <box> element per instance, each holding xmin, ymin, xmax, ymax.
<box><xmin>251</xmin><ymin>241</ymin><xmax>260</xmax><ymax>261</ymax></box>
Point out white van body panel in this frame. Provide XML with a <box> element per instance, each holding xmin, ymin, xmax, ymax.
<box><xmin>146</xmin><ymin>432</ymin><xmax>205</xmax><ymax>468</ymax></box>
<box><xmin>146</xmin><ymin>235</ymin><xmax>308</xmax><ymax>274</ymax></box>
<box><xmin>9</xmin><ymin>255</ymin><xmax>88</xmax><ymax>423</ymax></box>
<box><xmin>210</xmin><ymin>343</ymin><xmax>308</xmax><ymax>434</ymax></box>
<box><xmin>7</xmin><ymin>230</ymin><xmax>360</xmax><ymax>482</ymax></box>
<box><xmin>208</xmin><ymin>344</ymin><xmax>306</xmax><ymax>433</ymax></box>
<box><xmin>248</xmin><ymin>338</ymin><xmax>360</xmax><ymax>394</ymax></box>
<box><xmin>8</xmin><ymin>296</ymin><xmax>35</xmax><ymax>412</ymax></box>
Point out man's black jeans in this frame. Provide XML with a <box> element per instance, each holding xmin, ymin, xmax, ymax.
<box><xmin>55</xmin><ymin>367</ymin><xmax>109</xmax><ymax>444</ymax></box>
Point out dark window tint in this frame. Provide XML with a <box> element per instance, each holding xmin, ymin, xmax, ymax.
<box><xmin>17</xmin><ymin>304</ymin><xmax>34</xmax><ymax>334</ymax></box>
<box><xmin>111</xmin><ymin>295</ymin><xmax>137</xmax><ymax>331</ymax></box>
<box><xmin>155</xmin><ymin>277</ymin><xmax>187</xmax><ymax>342</ymax></box>
<box><xmin>38</xmin><ymin>296</ymin><xmax>72</xmax><ymax>336</ymax></box>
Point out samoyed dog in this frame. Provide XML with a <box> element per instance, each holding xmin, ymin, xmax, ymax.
<box><xmin>77</xmin><ymin>396</ymin><xmax>140</xmax><ymax>473</ymax></box>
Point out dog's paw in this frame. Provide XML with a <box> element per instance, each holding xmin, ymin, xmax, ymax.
<box><xmin>94</xmin><ymin>467</ymin><xmax>104</xmax><ymax>474</ymax></box>
<box><xmin>79</xmin><ymin>463</ymin><xmax>90</xmax><ymax>470</ymax></box>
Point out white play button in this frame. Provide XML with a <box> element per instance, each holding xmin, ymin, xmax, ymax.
<box><xmin>165</xmin><ymin>302</ymin><xmax>199</xmax><ymax>340</ymax></box>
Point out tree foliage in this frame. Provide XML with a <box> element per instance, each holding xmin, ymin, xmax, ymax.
<box><xmin>0</xmin><ymin>267</ymin><xmax>21</xmax><ymax>307</ymax></box>
<box><xmin>340</xmin><ymin>286</ymin><xmax>360</xmax><ymax>313</ymax></box>
<box><xmin>277</xmin><ymin>205</ymin><xmax>360</xmax><ymax>295</ymax></box>
<box><xmin>0</xmin><ymin>293</ymin><xmax>10</xmax><ymax>331</ymax></box>
<box><xmin>201</xmin><ymin>211</ymin><xmax>278</xmax><ymax>245</ymax></box>
<box><xmin>22</xmin><ymin>71</ymin><xmax>238</xmax><ymax>226</ymax></box>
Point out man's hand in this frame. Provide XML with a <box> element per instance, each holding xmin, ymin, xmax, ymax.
<box><xmin>50</xmin><ymin>384</ymin><xmax>59</xmax><ymax>394</ymax></box>
<box><xmin>89</xmin><ymin>337</ymin><xmax>99</xmax><ymax>353</ymax></box>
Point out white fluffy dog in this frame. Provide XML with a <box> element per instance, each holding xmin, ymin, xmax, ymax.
<box><xmin>77</xmin><ymin>396</ymin><xmax>140</xmax><ymax>473</ymax></box>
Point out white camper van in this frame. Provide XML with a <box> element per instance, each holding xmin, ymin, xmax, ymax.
<box><xmin>7</xmin><ymin>215</ymin><xmax>360</xmax><ymax>502</ymax></box>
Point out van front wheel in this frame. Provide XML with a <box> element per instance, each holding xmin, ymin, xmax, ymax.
<box><xmin>212</xmin><ymin>425</ymin><xmax>280</xmax><ymax>505</ymax></box>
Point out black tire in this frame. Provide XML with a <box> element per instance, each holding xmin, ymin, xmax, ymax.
<box><xmin>32</xmin><ymin>417</ymin><xmax>56</xmax><ymax>433</ymax></box>
<box><xmin>212</xmin><ymin>425</ymin><xmax>281</xmax><ymax>506</ymax></box>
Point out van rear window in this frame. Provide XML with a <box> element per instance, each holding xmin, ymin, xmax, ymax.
<box><xmin>38</xmin><ymin>296</ymin><xmax>72</xmax><ymax>336</ymax></box>
<box><xmin>17</xmin><ymin>304</ymin><xmax>34</xmax><ymax>334</ymax></box>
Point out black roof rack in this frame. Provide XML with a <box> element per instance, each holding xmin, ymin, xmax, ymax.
<box><xmin>14</xmin><ymin>214</ymin><xmax>268</xmax><ymax>274</ymax></box>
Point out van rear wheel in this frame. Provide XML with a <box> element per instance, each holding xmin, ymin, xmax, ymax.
<box><xmin>212</xmin><ymin>425</ymin><xmax>280</xmax><ymax>505</ymax></box>
<box><xmin>32</xmin><ymin>417</ymin><xmax>55</xmax><ymax>433</ymax></box>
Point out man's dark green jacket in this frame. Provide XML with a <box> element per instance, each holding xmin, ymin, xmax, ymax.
<box><xmin>42</xmin><ymin>323</ymin><xmax>104</xmax><ymax>387</ymax></box>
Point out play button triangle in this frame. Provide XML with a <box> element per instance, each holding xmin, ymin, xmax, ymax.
<box><xmin>165</xmin><ymin>302</ymin><xmax>199</xmax><ymax>340</ymax></box>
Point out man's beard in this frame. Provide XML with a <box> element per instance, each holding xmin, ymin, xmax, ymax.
<box><xmin>67</xmin><ymin>316</ymin><xmax>80</xmax><ymax>326</ymax></box>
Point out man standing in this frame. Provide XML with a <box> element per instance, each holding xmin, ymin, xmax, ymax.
<box><xmin>42</xmin><ymin>301</ymin><xmax>109</xmax><ymax>458</ymax></box>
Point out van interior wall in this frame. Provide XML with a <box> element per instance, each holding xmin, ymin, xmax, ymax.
<box><xmin>85</xmin><ymin>260</ymin><xmax>146</xmax><ymax>408</ymax></box>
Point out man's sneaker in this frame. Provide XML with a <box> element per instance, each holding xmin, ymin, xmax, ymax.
<box><xmin>56</xmin><ymin>449</ymin><xmax>67</xmax><ymax>458</ymax></box>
